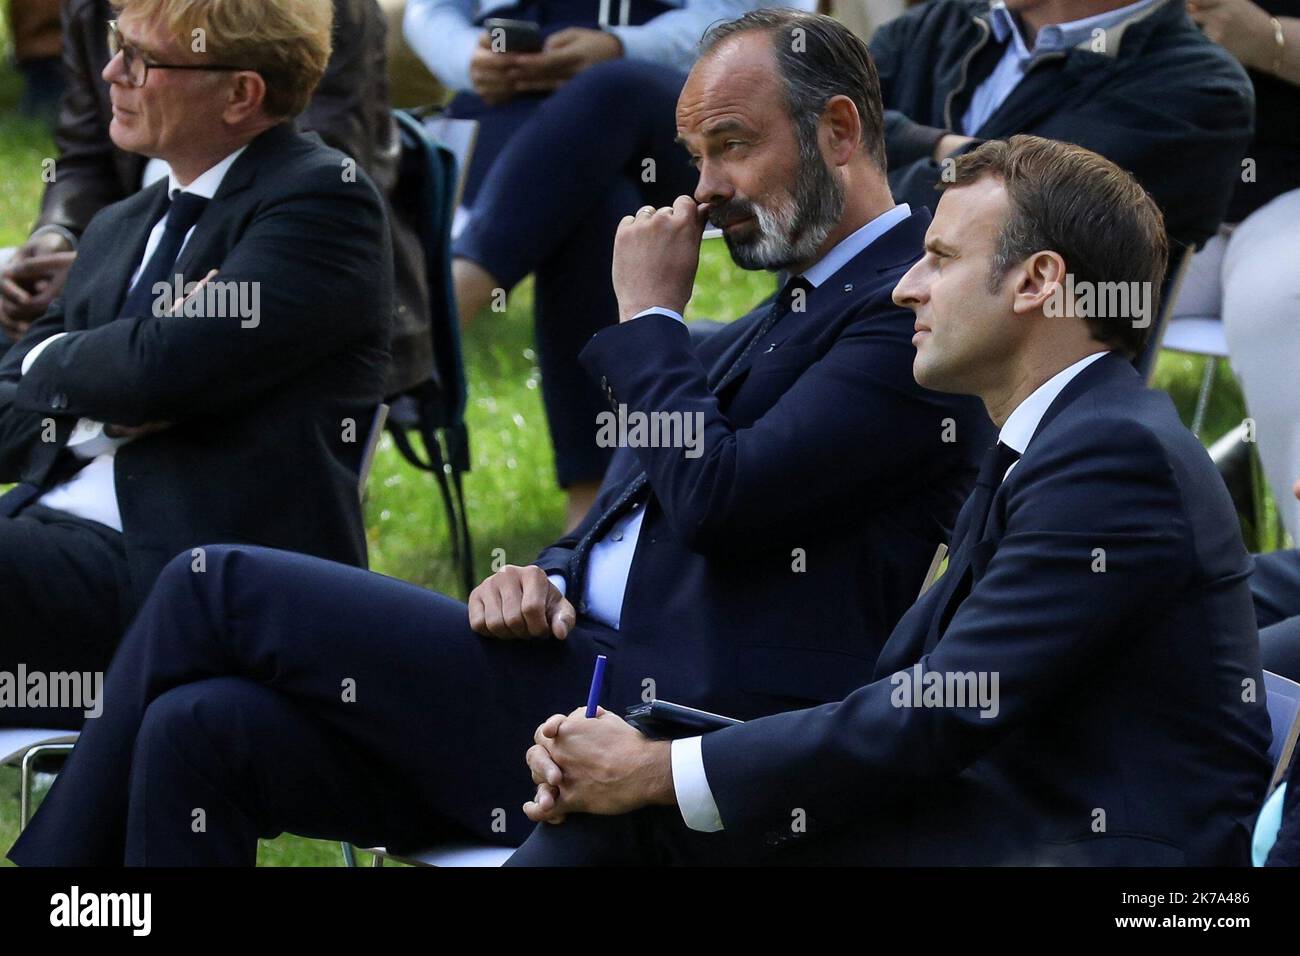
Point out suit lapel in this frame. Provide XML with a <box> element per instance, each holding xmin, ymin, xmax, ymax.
<box><xmin>916</xmin><ymin>353</ymin><xmax>1139</xmax><ymax>654</ymax></box>
<box><xmin>99</xmin><ymin>182</ymin><xmax>172</xmax><ymax>325</ymax></box>
<box><xmin>704</xmin><ymin>209</ymin><xmax>931</xmax><ymax>392</ymax></box>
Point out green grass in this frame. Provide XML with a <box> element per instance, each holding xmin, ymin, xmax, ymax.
<box><xmin>0</xmin><ymin>35</ymin><xmax>1286</xmax><ymax>864</ymax></box>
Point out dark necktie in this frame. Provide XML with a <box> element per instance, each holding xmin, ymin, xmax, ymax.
<box><xmin>118</xmin><ymin>190</ymin><xmax>210</xmax><ymax>320</ymax></box>
<box><xmin>922</xmin><ymin>440</ymin><xmax>1021</xmax><ymax>652</ymax></box>
<box><xmin>566</xmin><ymin>276</ymin><xmax>813</xmax><ymax>602</ymax></box>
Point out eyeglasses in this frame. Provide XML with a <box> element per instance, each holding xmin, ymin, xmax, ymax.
<box><xmin>107</xmin><ymin>20</ymin><xmax>251</xmax><ymax>88</ymax></box>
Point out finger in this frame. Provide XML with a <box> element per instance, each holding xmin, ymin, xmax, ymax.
<box><xmin>5</xmin><ymin>253</ymin><xmax>76</xmax><ymax>279</ymax></box>
<box><xmin>519</xmin><ymin>571</ymin><xmax>551</xmax><ymax>637</ymax></box>
<box><xmin>481</xmin><ymin>587</ymin><xmax>513</xmax><ymax>638</ymax></box>
<box><xmin>523</xmin><ymin>784</ymin><xmax>566</xmax><ymax>823</ymax></box>
<box><xmin>0</xmin><ymin>278</ymin><xmax>33</xmax><ymax>306</ymax></box>
<box><xmin>636</xmin><ymin>205</ymin><xmax>657</xmax><ymax>218</ymax></box>
<box><xmin>671</xmin><ymin>194</ymin><xmax>697</xmax><ymax>217</ymax></box>
<box><xmin>542</xmin><ymin>27</ymin><xmax>577</xmax><ymax>50</ymax></box>
<box><xmin>527</xmin><ymin>743</ymin><xmax>563</xmax><ymax>786</ymax></box>
<box><xmin>467</xmin><ymin>593</ymin><xmax>487</xmax><ymax>634</ymax></box>
<box><xmin>498</xmin><ymin>578</ymin><xmax>531</xmax><ymax>638</ymax></box>
<box><xmin>535</xmin><ymin>713</ymin><xmax>567</xmax><ymax>745</ymax></box>
<box><xmin>550</xmin><ymin>598</ymin><xmax>575</xmax><ymax>640</ymax></box>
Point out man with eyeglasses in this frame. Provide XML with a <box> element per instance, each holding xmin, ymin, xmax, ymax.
<box><xmin>0</xmin><ymin>0</ymin><xmax>392</xmax><ymax>730</ymax></box>
<box><xmin>0</xmin><ymin>0</ymin><xmax>432</xmax><ymax>403</ymax></box>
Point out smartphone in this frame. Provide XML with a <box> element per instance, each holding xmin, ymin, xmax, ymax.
<box><xmin>483</xmin><ymin>17</ymin><xmax>543</xmax><ymax>53</ymax></box>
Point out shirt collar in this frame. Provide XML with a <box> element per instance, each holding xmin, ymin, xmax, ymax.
<box><xmin>988</xmin><ymin>0</ymin><xmax>1161</xmax><ymax>58</ymax></box>
<box><xmin>999</xmin><ymin>350</ymin><xmax>1111</xmax><ymax>455</ymax></box>
<box><xmin>800</xmin><ymin>203</ymin><xmax>911</xmax><ymax>288</ymax></box>
<box><xmin>166</xmin><ymin>145</ymin><xmax>249</xmax><ymax>200</ymax></box>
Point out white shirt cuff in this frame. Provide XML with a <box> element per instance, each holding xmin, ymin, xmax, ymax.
<box><xmin>631</xmin><ymin>307</ymin><xmax>686</xmax><ymax>324</ymax></box>
<box><xmin>21</xmin><ymin>331</ymin><xmax>68</xmax><ymax>375</ymax></box>
<box><xmin>546</xmin><ymin>573</ymin><xmax>567</xmax><ymax>598</ymax></box>
<box><xmin>671</xmin><ymin>735</ymin><xmax>724</xmax><ymax>832</ymax></box>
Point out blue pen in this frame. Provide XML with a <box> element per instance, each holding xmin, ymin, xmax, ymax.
<box><xmin>585</xmin><ymin>654</ymin><xmax>608</xmax><ymax>717</ymax></box>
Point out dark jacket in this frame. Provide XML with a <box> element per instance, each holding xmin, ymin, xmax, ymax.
<box><xmin>0</xmin><ymin>123</ymin><xmax>393</xmax><ymax>608</ymax></box>
<box><xmin>37</xmin><ymin>0</ymin><xmax>428</xmax><ymax>396</ymax></box>
<box><xmin>870</xmin><ymin>0</ymin><xmax>1255</xmax><ymax>250</ymax></box>
<box><xmin>535</xmin><ymin>210</ymin><xmax>996</xmax><ymax>717</ymax></box>
<box><xmin>701</xmin><ymin>353</ymin><xmax>1273</xmax><ymax>865</ymax></box>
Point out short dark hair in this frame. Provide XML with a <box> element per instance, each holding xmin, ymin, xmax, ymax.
<box><xmin>699</xmin><ymin>10</ymin><xmax>887</xmax><ymax>171</ymax></box>
<box><xmin>940</xmin><ymin>135</ymin><xmax>1169</xmax><ymax>358</ymax></box>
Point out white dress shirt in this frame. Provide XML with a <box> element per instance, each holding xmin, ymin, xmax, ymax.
<box><xmin>961</xmin><ymin>0</ymin><xmax>1162</xmax><ymax>135</ymax></box>
<box><xmin>24</xmin><ymin>146</ymin><xmax>248</xmax><ymax>532</ymax></box>
<box><xmin>549</xmin><ymin>203</ymin><xmax>913</xmax><ymax>630</ymax></box>
<box><xmin>673</xmin><ymin>347</ymin><xmax>1113</xmax><ymax>832</ymax></box>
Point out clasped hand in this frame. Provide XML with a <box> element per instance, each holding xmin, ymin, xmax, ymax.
<box><xmin>523</xmin><ymin>706</ymin><xmax>674</xmax><ymax>824</ymax></box>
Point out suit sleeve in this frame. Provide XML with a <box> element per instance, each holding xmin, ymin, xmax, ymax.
<box><xmin>403</xmin><ymin>0</ymin><xmax>480</xmax><ymax>92</ymax></box>
<box><xmin>35</xmin><ymin>1</ymin><xmax>128</xmax><ymax>236</ymax></box>
<box><xmin>0</xmin><ymin>304</ymin><xmax>73</xmax><ymax>481</ymax></box>
<box><xmin>13</xmin><ymin>165</ymin><xmax>391</xmax><ymax>426</ymax></box>
<box><xmin>577</xmin><ymin>304</ymin><xmax>966</xmax><ymax>553</ymax></box>
<box><xmin>698</xmin><ymin>417</ymin><xmax>1194</xmax><ymax>835</ymax></box>
<box><xmin>607</xmin><ymin>0</ymin><xmax>758</xmax><ymax>73</ymax></box>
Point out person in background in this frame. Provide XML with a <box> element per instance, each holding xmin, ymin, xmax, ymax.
<box><xmin>0</xmin><ymin>0</ymin><xmax>430</xmax><ymax>399</ymax></box>
<box><xmin>9</xmin><ymin>0</ymin><xmax>65</xmax><ymax>122</ymax></box>
<box><xmin>868</xmin><ymin>0</ymin><xmax>1254</xmax><ymax>254</ymax></box>
<box><xmin>1173</xmin><ymin>0</ymin><xmax>1300</xmax><ymax>537</ymax></box>
<box><xmin>405</xmin><ymin>0</ymin><xmax>777</xmax><ymax>528</ymax></box>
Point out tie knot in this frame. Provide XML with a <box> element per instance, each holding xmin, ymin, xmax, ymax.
<box><xmin>166</xmin><ymin>191</ymin><xmax>209</xmax><ymax>233</ymax></box>
<box><xmin>978</xmin><ymin>441</ymin><xmax>1021</xmax><ymax>489</ymax></box>
<box><xmin>777</xmin><ymin>276</ymin><xmax>812</xmax><ymax>314</ymax></box>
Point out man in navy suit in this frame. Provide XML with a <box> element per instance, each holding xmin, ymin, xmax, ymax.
<box><xmin>9</xmin><ymin>11</ymin><xmax>989</xmax><ymax>865</ymax></box>
<box><xmin>509</xmin><ymin>134</ymin><xmax>1274</xmax><ymax>866</ymax></box>
<box><xmin>0</xmin><ymin>1</ymin><xmax>391</xmax><ymax>730</ymax></box>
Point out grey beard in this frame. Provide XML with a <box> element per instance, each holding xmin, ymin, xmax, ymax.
<box><xmin>722</xmin><ymin>139</ymin><xmax>846</xmax><ymax>273</ymax></box>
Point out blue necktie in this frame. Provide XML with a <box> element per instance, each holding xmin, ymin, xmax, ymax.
<box><xmin>118</xmin><ymin>191</ymin><xmax>210</xmax><ymax>320</ymax></box>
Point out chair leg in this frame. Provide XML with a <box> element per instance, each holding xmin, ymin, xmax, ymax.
<box><xmin>19</xmin><ymin>744</ymin><xmax>75</xmax><ymax>831</ymax></box>
<box><xmin>1190</xmin><ymin>356</ymin><xmax>1216</xmax><ymax>439</ymax></box>
<box><xmin>341</xmin><ymin>842</ymin><xmax>358</xmax><ymax>867</ymax></box>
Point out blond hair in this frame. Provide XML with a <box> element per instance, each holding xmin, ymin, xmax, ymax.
<box><xmin>112</xmin><ymin>0</ymin><xmax>333</xmax><ymax>118</ymax></box>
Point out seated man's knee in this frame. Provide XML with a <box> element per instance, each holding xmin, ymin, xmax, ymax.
<box><xmin>557</xmin><ymin>59</ymin><xmax>674</xmax><ymax>117</ymax></box>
